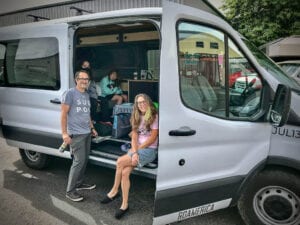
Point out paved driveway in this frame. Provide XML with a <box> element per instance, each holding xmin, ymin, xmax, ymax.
<box><xmin>0</xmin><ymin>137</ymin><xmax>245</xmax><ymax>225</ymax></box>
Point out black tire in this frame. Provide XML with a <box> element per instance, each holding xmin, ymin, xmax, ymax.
<box><xmin>238</xmin><ymin>169</ymin><xmax>300</xmax><ymax>225</ymax></box>
<box><xmin>19</xmin><ymin>149</ymin><xmax>50</xmax><ymax>169</ymax></box>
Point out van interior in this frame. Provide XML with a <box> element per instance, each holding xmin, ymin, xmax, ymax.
<box><xmin>74</xmin><ymin>21</ymin><xmax>160</xmax><ymax>172</ymax></box>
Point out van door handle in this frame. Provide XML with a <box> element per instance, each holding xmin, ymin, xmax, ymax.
<box><xmin>169</xmin><ymin>126</ymin><xmax>196</xmax><ymax>136</ymax></box>
<box><xmin>50</xmin><ymin>98</ymin><xmax>61</xmax><ymax>104</ymax></box>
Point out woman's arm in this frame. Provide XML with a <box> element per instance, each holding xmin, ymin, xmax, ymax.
<box><xmin>100</xmin><ymin>77</ymin><xmax>114</xmax><ymax>96</ymax></box>
<box><xmin>131</xmin><ymin>130</ymin><xmax>139</xmax><ymax>152</ymax></box>
<box><xmin>114</xmin><ymin>86</ymin><xmax>123</xmax><ymax>95</ymax></box>
<box><xmin>138</xmin><ymin>129</ymin><xmax>158</xmax><ymax>150</ymax></box>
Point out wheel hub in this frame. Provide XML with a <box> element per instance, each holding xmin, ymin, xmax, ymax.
<box><xmin>253</xmin><ymin>186</ymin><xmax>300</xmax><ymax>225</ymax></box>
<box><xmin>24</xmin><ymin>150</ymin><xmax>40</xmax><ymax>162</ymax></box>
<box><xmin>263</xmin><ymin>195</ymin><xmax>293</xmax><ymax>220</ymax></box>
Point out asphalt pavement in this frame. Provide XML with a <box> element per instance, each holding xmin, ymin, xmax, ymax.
<box><xmin>0</xmin><ymin>137</ymin><xmax>245</xmax><ymax>225</ymax></box>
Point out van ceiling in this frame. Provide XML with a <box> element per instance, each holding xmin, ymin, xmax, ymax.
<box><xmin>77</xmin><ymin>22</ymin><xmax>157</xmax><ymax>37</ymax></box>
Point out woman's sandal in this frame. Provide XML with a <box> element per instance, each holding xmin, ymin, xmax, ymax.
<box><xmin>115</xmin><ymin>207</ymin><xmax>129</xmax><ymax>219</ymax></box>
<box><xmin>100</xmin><ymin>193</ymin><xmax>120</xmax><ymax>204</ymax></box>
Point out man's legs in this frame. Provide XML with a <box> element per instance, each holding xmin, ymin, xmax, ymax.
<box><xmin>76</xmin><ymin>134</ymin><xmax>91</xmax><ymax>187</ymax></box>
<box><xmin>66</xmin><ymin>134</ymin><xmax>89</xmax><ymax>193</ymax></box>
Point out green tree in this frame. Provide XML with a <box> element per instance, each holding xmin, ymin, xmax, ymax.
<box><xmin>221</xmin><ymin>0</ymin><xmax>300</xmax><ymax>46</ymax></box>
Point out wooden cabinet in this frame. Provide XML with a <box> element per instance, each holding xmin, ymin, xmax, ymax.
<box><xmin>78</xmin><ymin>31</ymin><xmax>158</xmax><ymax>45</ymax></box>
<box><xmin>79</xmin><ymin>34</ymin><xmax>119</xmax><ymax>45</ymax></box>
<box><xmin>123</xmin><ymin>31</ymin><xmax>159</xmax><ymax>42</ymax></box>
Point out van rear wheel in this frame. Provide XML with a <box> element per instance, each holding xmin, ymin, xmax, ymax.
<box><xmin>238</xmin><ymin>169</ymin><xmax>300</xmax><ymax>225</ymax></box>
<box><xmin>19</xmin><ymin>149</ymin><xmax>50</xmax><ymax>169</ymax></box>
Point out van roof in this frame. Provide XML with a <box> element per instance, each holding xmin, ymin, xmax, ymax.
<box><xmin>0</xmin><ymin>7</ymin><xmax>162</xmax><ymax>30</ymax></box>
<box><xmin>0</xmin><ymin>0</ymin><xmax>226</xmax><ymax>30</ymax></box>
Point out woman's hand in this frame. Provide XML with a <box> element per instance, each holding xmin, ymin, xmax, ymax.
<box><xmin>131</xmin><ymin>152</ymin><xmax>139</xmax><ymax>166</ymax></box>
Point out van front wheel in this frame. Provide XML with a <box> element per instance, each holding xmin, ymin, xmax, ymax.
<box><xmin>19</xmin><ymin>149</ymin><xmax>50</xmax><ymax>169</ymax></box>
<box><xmin>238</xmin><ymin>169</ymin><xmax>300</xmax><ymax>225</ymax></box>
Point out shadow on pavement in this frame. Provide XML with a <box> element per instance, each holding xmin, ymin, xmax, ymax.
<box><xmin>2</xmin><ymin>157</ymin><xmax>156</xmax><ymax>225</ymax></box>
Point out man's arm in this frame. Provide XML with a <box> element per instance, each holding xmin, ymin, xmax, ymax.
<box><xmin>61</xmin><ymin>103</ymin><xmax>71</xmax><ymax>144</ymax></box>
<box><xmin>90</xmin><ymin>119</ymin><xmax>98</xmax><ymax>137</ymax></box>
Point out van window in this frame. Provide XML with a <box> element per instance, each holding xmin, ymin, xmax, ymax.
<box><xmin>244</xmin><ymin>39</ymin><xmax>300</xmax><ymax>91</ymax></box>
<box><xmin>177</xmin><ymin>21</ymin><xmax>263</xmax><ymax>119</ymax></box>
<box><xmin>147</xmin><ymin>49</ymin><xmax>160</xmax><ymax>80</ymax></box>
<box><xmin>0</xmin><ymin>44</ymin><xmax>5</xmax><ymax>84</ymax></box>
<box><xmin>178</xmin><ymin>22</ymin><xmax>225</xmax><ymax>116</ymax></box>
<box><xmin>228</xmin><ymin>39</ymin><xmax>262</xmax><ymax>118</ymax></box>
<box><xmin>5</xmin><ymin>37</ymin><xmax>60</xmax><ymax>90</ymax></box>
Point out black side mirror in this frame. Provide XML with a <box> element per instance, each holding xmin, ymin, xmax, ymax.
<box><xmin>270</xmin><ymin>84</ymin><xmax>291</xmax><ymax>127</ymax></box>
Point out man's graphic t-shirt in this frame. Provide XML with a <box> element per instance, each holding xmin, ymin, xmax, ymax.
<box><xmin>62</xmin><ymin>88</ymin><xmax>91</xmax><ymax>135</ymax></box>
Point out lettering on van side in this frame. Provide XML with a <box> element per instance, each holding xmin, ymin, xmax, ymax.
<box><xmin>177</xmin><ymin>203</ymin><xmax>214</xmax><ymax>221</ymax></box>
<box><xmin>272</xmin><ymin>126</ymin><xmax>300</xmax><ymax>139</ymax></box>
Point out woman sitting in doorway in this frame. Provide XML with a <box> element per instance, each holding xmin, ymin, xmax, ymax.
<box><xmin>100</xmin><ymin>93</ymin><xmax>158</xmax><ymax>219</ymax></box>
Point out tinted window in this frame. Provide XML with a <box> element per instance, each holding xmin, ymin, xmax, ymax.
<box><xmin>5</xmin><ymin>37</ymin><xmax>60</xmax><ymax>90</ymax></box>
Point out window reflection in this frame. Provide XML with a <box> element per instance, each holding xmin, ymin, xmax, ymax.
<box><xmin>178</xmin><ymin>22</ymin><xmax>262</xmax><ymax>119</ymax></box>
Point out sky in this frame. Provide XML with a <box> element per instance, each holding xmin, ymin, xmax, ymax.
<box><xmin>0</xmin><ymin>0</ymin><xmax>223</xmax><ymax>15</ymax></box>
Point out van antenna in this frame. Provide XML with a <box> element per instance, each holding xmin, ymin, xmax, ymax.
<box><xmin>27</xmin><ymin>14</ymin><xmax>50</xmax><ymax>22</ymax></box>
<box><xmin>70</xmin><ymin>6</ymin><xmax>93</xmax><ymax>16</ymax></box>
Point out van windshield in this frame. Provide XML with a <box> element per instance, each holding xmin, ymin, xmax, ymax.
<box><xmin>244</xmin><ymin>39</ymin><xmax>300</xmax><ymax>92</ymax></box>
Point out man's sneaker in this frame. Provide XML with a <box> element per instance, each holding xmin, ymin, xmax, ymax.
<box><xmin>66</xmin><ymin>191</ymin><xmax>84</xmax><ymax>202</ymax></box>
<box><xmin>76</xmin><ymin>183</ymin><xmax>96</xmax><ymax>191</ymax></box>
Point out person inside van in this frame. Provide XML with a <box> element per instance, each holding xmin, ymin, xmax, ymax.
<box><xmin>81</xmin><ymin>60</ymin><xmax>99</xmax><ymax>122</ymax></box>
<box><xmin>99</xmin><ymin>69</ymin><xmax>128</xmax><ymax>124</ymax></box>
<box><xmin>100</xmin><ymin>93</ymin><xmax>158</xmax><ymax>219</ymax></box>
<box><xmin>61</xmin><ymin>70</ymin><xmax>98</xmax><ymax>202</ymax></box>
<box><xmin>99</xmin><ymin>69</ymin><xmax>127</xmax><ymax>104</ymax></box>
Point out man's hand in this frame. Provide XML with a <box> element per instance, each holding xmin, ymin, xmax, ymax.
<box><xmin>62</xmin><ymin>133</ymin><xmax>72</xmax><ymax>145</ymax></box>
<box><xmin>91</xmin><ymin>128</ymin><xmax>98</xmax><ymax>137</ymax></box>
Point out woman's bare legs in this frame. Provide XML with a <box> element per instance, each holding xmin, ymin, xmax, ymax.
<box><xmin>107</xmin><ymin>154</ymin><xmax>132</xmax><ymax>198</ymax></box>
<box><xmin>120</xmin><ymin>166</ymin><xmax>133</xmax><ymax>209</ymax></box>
<box><xmin>111</xmin><ymin>94</ymin><xmax>123</xmax><ymax>104</ymax></box>
<box><xmin>122</xmin><ymin>94</ymin><xmax>128</xmax><ymax>103</ymax></box>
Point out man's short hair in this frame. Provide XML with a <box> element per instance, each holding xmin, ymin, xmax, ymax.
<box><xmin>74</xmin><ymin>70</ymin><xmax>89</xmax><ymax>84</ymax></box>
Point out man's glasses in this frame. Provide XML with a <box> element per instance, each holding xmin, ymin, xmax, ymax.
<box><xmin>77</xmin><ymin>78</ymin><xmax>89</xmax><ymax>81</ymax></box>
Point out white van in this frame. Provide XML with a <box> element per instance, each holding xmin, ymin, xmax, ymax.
<box><xmin>0</xmin><ymin>1</ymin><xmax>299</xmax><ymax>225</ymax></box>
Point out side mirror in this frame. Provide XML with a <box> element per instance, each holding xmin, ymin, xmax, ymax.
<box><xmin>270</xmin><ymin>84</ymin><xmax>291</xmax><ymax>127</ymax></box>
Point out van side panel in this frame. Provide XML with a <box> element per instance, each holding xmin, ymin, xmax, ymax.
<box><xmin>2</xmin><ymin>125</ymin><xmax>61</xmax><ymax>149</ymax></box>
<box><xmin>269</xmin><ymin>125</ymin><xmax>300</xmax><ymax>168</ymax></box>
<box><xmin>0</xmin><ymin>23</ymin><xmax>69</xmax><ymax>150</ymax></box>
<box><xmin>154</xmin><ymin>2</ymin><xmax>273</xmax><ymax>224</ymax></box>
<box><xmin>154</xmin><ymin>176</ymin><xmax>244</xmax><ymax>217</ymax></box>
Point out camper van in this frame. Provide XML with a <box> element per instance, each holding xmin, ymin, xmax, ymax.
<box><xmin>0</xmin><ymin>1</ymin><xmax>299</xmax><ymax>225</ymax></box>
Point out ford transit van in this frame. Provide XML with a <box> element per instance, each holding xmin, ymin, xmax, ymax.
<box><xmin>0</xmin><ymin>1</ymin><xmax>299</xmax><ymax>225</ymax></box>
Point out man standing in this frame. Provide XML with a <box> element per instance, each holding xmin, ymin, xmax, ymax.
<box><xmin>61</xmin><ymin>70</ymin><xmax>98</xmax><ymax>202</ymax></box>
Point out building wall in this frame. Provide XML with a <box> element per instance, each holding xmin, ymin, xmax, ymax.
<box><xmin>0</xmin><ymin>0</ymin><xmax>223</xmax><ymax>27</ymax></box>
<box><xmin>0</xmin><ymin>0</ymin><xmax>180</xmax><ymax>27</ymax></box>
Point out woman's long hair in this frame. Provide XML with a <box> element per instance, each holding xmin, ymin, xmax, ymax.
<box><xmin>107</xmin><ymin>69</ymin><xmax>120</xmax><ymax>86</ymax></box>
<box><xmin>131</xmin><ymin>93</ymin><xmax>157</xmax><ymax>131</ymax></box>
